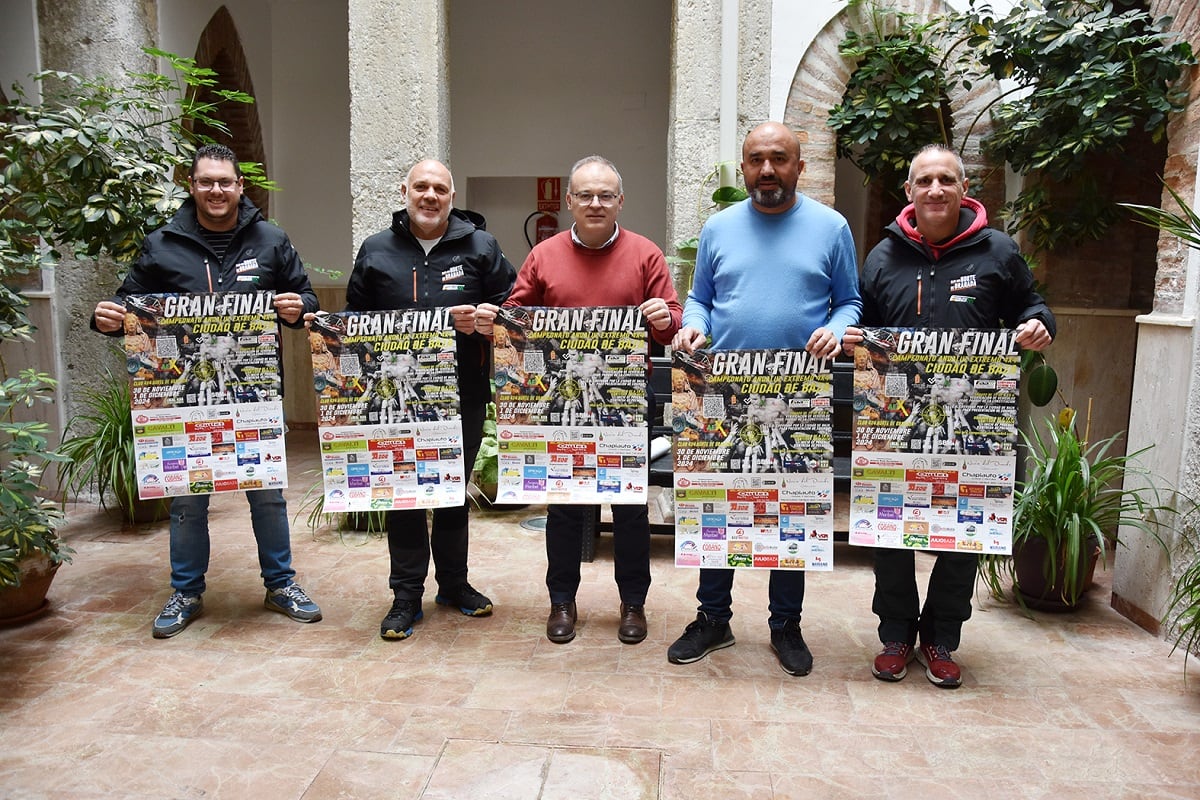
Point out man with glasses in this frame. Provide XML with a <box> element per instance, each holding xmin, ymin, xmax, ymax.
<box><xmin>91</xmin><ymin>143</ymin><xmax>323</xmax><ymax>638</ymax></box>
<box><xmin>346</xmin><ymin>158</ymin><xmax>516</xmax><ymax>641</ymax></box>
<box><xmin>476</xmin><ymin>155</ymin><xmax>682</xmax><ymax>645</ymax></box>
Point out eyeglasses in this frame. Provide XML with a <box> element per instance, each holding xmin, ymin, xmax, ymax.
<box><xmin>192</xmin><ymin>177</ymin><xmax>241</xmax><ymax>192</ymax></box>
<box><xmin>571</xmin><ymin>191</ymin><xmax>620</xmax><ymax>207</ymax></box>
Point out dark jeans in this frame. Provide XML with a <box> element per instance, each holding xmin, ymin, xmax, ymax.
<box><xmin>387</xmin><ymin>399</ymin><xmax>486</xmax><ymax>601</ymax></box>
<box><xmin>872</xmin><ymin>548</ymin><xmax>978</xmax><ymax>651</ymax></box>
<box><xmin>545</xmin><ymin>503</ymin><xmax>651</xmax><ymax>605</ymax></box>
<box><xmin>696</xmin><ymin>568</ymin><xmax>805</xmax><ymax>631</ymax></box>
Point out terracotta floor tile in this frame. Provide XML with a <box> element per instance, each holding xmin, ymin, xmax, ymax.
<box><xmin>2</xmin><ymin>433</ymin><xmax>1196</xmax><ymax>798</ymax></box>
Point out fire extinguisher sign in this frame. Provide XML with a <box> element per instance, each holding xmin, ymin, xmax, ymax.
<box><xmin>537</xmin><ymin>177</ymin><xmax>561</xmax><ymax>213</ymax></box>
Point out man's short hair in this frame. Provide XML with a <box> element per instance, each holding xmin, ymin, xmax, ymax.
<box><xmin>908</xmin><ymin>144</ymin><xmax>965</xmax><ymax>183</ymax></box>
<box><xmin>567</xmin><ymin>155</ymin><xmax>623</xmax><ymax>194</ymax></box>
<box><xmin>190</xmin><ymin>143</ymin><xmax>243</xmax><ymax>178</ymax></box>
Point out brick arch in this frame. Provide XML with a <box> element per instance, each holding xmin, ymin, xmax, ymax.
<box><xmin>1148</xmin><ymin>0</ymin><xmax>1200</xmax><ymax>314</ymax></box>
<box><xmin>782</xmin><ymin>0</ymin><xmax>1005</xmax><ymax>215</ymax></box>
<box><xmin>190</xmin><ymin>6</ymin><xmax>269</xmax><ymax>217</ymax></box>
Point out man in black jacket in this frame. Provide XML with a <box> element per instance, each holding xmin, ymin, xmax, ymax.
<box><xmin>92</xmin><ymin>143</ymin><xmax>322</xmax><ymax>639</ymax></box>
<box><xmin>844</xmin><ymin>144</ymin><xmax>1055</xmax><ymax>688</ymax></box>
<box><xmin>346</xmin><ymin>158</ymin><xmax>516</xmax><ymax>640</ymax></box>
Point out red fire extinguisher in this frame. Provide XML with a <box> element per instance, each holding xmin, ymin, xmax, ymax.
<box><xmin>525</xmin><ymin>211</ymin><xmax>559</xmax><ymax>248</ymax></box>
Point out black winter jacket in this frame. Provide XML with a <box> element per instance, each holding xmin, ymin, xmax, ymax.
<box><xmin>859</xmin><ymin>198</ymin><xmax>1056</xmax><ymax>337</ymax></box>
<box><xmin>346</xmin><ymin>209</ymin><xmax>516</xmax><ymax>404</ymax></box>
<box><xmin>96</xmin><ymin>196</ymin><xmax>319</xmax><ymax>330</ymax></box>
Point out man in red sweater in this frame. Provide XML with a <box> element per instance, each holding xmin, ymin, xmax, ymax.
<box><xmin>476</xmin><ymin>155</ymin><xmax>681</xmax><ymax>645</ymax></box>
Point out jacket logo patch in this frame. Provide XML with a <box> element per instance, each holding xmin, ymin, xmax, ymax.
<box><xmin>443</xmin><ymin>284</ymin><xmax>465</xmax><ymax>292</ymax></box>
<box><xmin>443</xmin><ymin>265</ymin><xmax>465</xmax><ymax>281</ymax></box>
<box><xmin>235</xmin><ymin>258</ymin><xmax>260</xmax><ymax>274</ymax></box>
<box><xmin>949</xmin><ymin>274</ymin><xmax>976</xmax><ymax>292</ymax></box>
<box><xmin>949</xmin><ymin>294</ymin><xmax>974</xmax><ymax>303</ymax></box>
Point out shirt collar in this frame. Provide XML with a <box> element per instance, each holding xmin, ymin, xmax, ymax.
<box><xmin>570</xmin><ymin>222</ymin><xmax>621</xmax><ymax>250</ymax></box>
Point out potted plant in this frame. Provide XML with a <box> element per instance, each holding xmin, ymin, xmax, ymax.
<box><xmin>57</xmin><ymin>364</ymin><xmax>169</xmax><ymax>527</ymax></box>
<box><xmin>0</xmin><ymin>364</ymin><xmax>71</xmax><ymax>622</ymax></box>
<box><xmin>980</xmin><ymin>406</ymin><xmax>1173</xmax><ymax>611</ymax></box>
<box><xmin>292</xmin><ymin>470</ymin><xmax>387</xmax><ymax>539</ymax></box>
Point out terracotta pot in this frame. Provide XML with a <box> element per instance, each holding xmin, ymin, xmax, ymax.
<box><xmin>1012</xmin><ymin>535</ymin><xmax>1101</xmax><ymax>612</ymax></box>
<box><xmin>0</xmin><ymin>553</ymin><xmax>61</xmax><ymax>625</ymax></box>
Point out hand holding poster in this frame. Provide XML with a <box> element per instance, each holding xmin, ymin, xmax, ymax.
<box><xmin>125</xmin><ymin>291</ymin><xmax>287</xmax><ymax>498</ymax></box>
<box><xmin>848</xmin><ymin>327</ymin><xmax>1020</xmax><ymax>554</ymax></box>
<box><xmin>309</xmin><ymin>308</ymin><xmax>465</xmax><ymax>513</ymax></box>
<box><xmin>670</xmin><ymin>348</ymin><xmax>836</xmax><ymax>571</ymax></box>
<box><xmin>491</xmin><ymin>306</ymin><xmax>649</xmax><ymax>505</ymax></box>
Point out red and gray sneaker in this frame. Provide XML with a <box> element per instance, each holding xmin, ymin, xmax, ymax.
<box><xmin>919</xmin><ymin>642</ymin><xmax>962</xmax><ymax>688</ymax></box>
<box><xmin>872</xmin><ymin>641</ymin><xmax>915</xmax><ymax>682</ymax></box>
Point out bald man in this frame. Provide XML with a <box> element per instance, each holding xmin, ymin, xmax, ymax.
<box><xmin>669</xmin><ymin>122</ymin><xmax>862</xmax><ymax>676</ymax></box>
<box><xmin>346</xmin><ymin>159</ymin><xmax>516</xmax><ymax>641</ymax></box>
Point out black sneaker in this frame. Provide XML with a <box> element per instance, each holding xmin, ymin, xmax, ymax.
<box><xmin>152</xmin><ymin>591</ymin><xmax>203</xmax><ymax>639</ymax></box>
<box><xmin>435</xmin><ymin>583</ymin><xmax>493</xmax><ymax>617</ymax></box>
<box><xmin>770</xmin><ymin>619</ymin><xmax>813</xmax><ymax>676</ymax></box>
<box><xmin>667</xmin><ymin>612</ymin><xmax>735</xmax><ymax>664</ymax></box>
<box><xmin>380</xmin><ymin>597</ymin><xmax>423</xmax><ymax>640</ymax></box>
<box><xmin>264</xmin><ymin>583</ymin><xmax>322</xmax><ymax>623</ymax></box>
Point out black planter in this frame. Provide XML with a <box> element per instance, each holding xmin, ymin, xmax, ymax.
<box><xmin>1012</xmin><ymin>535</ymin><xmax>1102</xmax><ymax>612</ymax></box>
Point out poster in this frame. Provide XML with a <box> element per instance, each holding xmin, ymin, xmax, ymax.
<box><xmin>492</xmin><ymin>306</ymin><xmax>649</xmax><ymax>505</ymax></box>
<box><xmin>124</xmin><ymin>291</ymin><xmax>288</xmax><ymax>498</ymax></box>
<box><xmin>670</xmin><ymin>348</ymin><xmax>836</xmax><ymax>571</ymax></box>
<box><xmin>308</xmin><ymin>308</ymin><xmax>465</xmax><ymax>513</ymax></box>
<box><xmin>848</xmin><ymin>327</ymin><xmax>1020</xmax><ymax>554</ymax></box>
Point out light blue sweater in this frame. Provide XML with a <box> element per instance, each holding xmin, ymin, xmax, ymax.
<box><xmin>683</xmin><ymin>195</ymin><xmax>862</xmax><ymax>350</ymax></box>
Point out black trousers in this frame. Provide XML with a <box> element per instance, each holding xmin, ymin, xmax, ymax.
<box><xmin>387</xmin><ymin>399</ymin><xmax>486</xmax><ymax>600</ymax></box>
<box><xmin>872</xmin><ymin>547</ymin><xmax>978</xmax><ymax>651</ymax></box>
<box><xmin>545</xmin><ymin>503</ymin><xmax>651</xmax><ymax>605</ymax></box>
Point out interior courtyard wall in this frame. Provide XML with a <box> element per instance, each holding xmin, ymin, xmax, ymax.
<box><xmin>1113</xmin><ymin>0</ymin><xmax>1200</xmax><ymax>640</ymax></box>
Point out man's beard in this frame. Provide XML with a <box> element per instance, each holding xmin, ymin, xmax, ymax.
<box><xmin>750</xmin><ymin>184</ymin><xmax>795</xmax><ymax>208</ymax></box>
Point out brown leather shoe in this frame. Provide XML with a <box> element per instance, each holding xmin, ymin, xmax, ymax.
<box><xmin>546</xmin><ymin>601</ymin><xmax>577</xmax><ymax>644</ymax></box>
<box><xmin>617</xmin><ymin>603</ymin><xmax>647</xmax><ymax>644</ymax></box>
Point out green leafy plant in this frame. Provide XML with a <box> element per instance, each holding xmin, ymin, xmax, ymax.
<box><xmin>57</xmin><ymin>364</ymin><xmax>168</xmax><ymax>526</ymax></box>
<box><xmin>292</xmin><ymin>471</ymin><xmax>387</xmax><ymax>540</ymax></box>
<box><xmin>980</xmin><ymin>408</ymin><xmax>1175</xmax><ymax>610</ymax></box>
<box><xmin>1165</xmin><ymin>537</ymin><xmax>1200</xmax><ymax>676</ymax></box>
<box><xmin>829</xmin><ymin>1</ymin><xmax>966</xmax><ymax>199</ymax></box>
<box><xmin>0</xmin><ymin>50</ymin><xmax>268</xmax><ymax>588</ymax></box>
<box><xmin>828</xmin><ymin>0</ymin><xmax>1195</xmax><ymax>252</ymax></box>
<box><xmin>0</xmin><ymin>367</ymin><xmax>70</xmax><ymax>587</ymax></box>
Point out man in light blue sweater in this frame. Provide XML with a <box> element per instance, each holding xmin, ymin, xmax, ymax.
<box><xmin>668</xmin><ymin>121</ymin><xmax>862</xmax><ymax>676</ymax></box>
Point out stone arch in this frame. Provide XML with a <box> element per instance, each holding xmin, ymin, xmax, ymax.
<box><xmin>782</xmin><ymin>0</ymin><xmax>1005</xmax><ymax>215</ymax></box>
<box><xmin>189</xmin><ymin>6</ymin><xmax>269</xmax><ymax>217</ymax></box>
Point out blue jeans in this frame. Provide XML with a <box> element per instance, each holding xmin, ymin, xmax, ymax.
<box><xmin>697</xmin><ymin>568</ymin><xmax>805</xmax><ymax>630</ymax></box>
<box><xmin>169</xmin><ymin>489</ymin><xmax>295</xmax><ymax>595</ymax></box>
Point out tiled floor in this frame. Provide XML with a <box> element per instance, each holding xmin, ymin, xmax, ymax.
<box><xmin>2</xmin><ymin>433</ymin><xmax>1199</xmax><ymax>799</ymax></box>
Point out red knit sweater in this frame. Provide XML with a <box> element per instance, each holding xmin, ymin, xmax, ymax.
<box><xmin>504</xmin><ymin>228</ymin><xmax>682</xmax><ymax>345</ymax></box>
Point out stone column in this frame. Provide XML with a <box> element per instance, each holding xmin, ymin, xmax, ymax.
<box><xmin>36</xmin><ymin>0</ymin><xmax>157</xmax><ymax>433</ymax></box>
<box><xmin>347</xmin><ymin>0</ymin><xmax>450</xmax><ymax>252</ymax></box>
<box><xmin>666</xmin><ymin>0</ymin><xmax>771</xmax><ymax>300</ymax></box>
